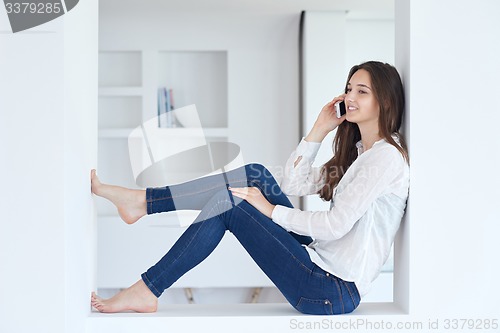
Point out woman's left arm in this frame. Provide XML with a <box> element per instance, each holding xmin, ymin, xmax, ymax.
<box><xmin>229</xmin><ymin>186</ymin><xmax>276</xmax><ymax>219</ymax></box>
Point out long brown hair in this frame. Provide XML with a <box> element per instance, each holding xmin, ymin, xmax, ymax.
<box><xmin>318</xmin><ymin>61</ymin><xmax>409</xmax><ymax>201</ymax></box>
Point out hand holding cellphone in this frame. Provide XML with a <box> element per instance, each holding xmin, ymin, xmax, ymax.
<box><xmin>335</xmin><ymin>101</ymin><xmax>346</xmax><ymax>118</ymax></box>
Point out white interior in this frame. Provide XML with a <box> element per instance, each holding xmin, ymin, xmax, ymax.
<box><xmin>1</xmin><ymin>0</ymin><xmax>499</xmax><ymax>332</ymax></box>
<box><xmin>95</xmin><ymin>2</ymin><xmax>398</xmax><ymax>303</ymax></box>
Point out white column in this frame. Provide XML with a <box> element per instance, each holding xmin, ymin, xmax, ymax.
<box><xmin>0</xmin><ymin>1</ymin><xmax>98</xmax><ymax>332</ymax></box>
<box><xmin>396</xmin><ymin>0</ymin><xmax>500</xmax><ymax>318</ymax></box>
<box><xmin>63</xmin><ymin>0</ymin><xmax>98</xmax><ymax>332</ymax></box>
<box><xmin>0</xmin><ymin>20</ymin><xmax>66</xmax><ymax>333</ymax></box>
<box><xmin>394</xmin><ymin>0</ymin><xmax>411</xmax><ymax>313</ymax></box>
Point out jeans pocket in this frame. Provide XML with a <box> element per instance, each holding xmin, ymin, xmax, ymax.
<box><xmin>295</xmin><ymin>297</ymin><xmax>334</xmax><ymax>315</ymax></box>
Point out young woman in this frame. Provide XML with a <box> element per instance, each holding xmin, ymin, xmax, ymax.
<box><xmin>91</xmin><ymin>61</ymin><xmax>410</xmax><ymax>315</ymax></box>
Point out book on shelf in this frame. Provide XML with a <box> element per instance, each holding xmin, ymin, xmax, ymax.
<box><xmin>157</xmin><ymin>87</ymin><xmax>178</xmax><ymax>128</ymax></box>
<box><xmin>157</xmin><ymin>87</ymin><xmax>166</xmax><ymax>127</ymax></box>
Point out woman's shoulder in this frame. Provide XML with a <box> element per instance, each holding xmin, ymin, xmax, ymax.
<box><xmin>365</xmin><ymin>139</ymin><xmax>409</xmax><ymax>173</ymax></box>
<box><xmin>366</xmin><ymin>139</ymin><xmax>400</xmax><ymax>158</ymax></box>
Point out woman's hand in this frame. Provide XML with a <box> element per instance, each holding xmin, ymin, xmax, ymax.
<box><xmin>306</xmin><ymin>95</ymin><xmax>347</xmax><ymax>143</ymax></box>
<box><xmin>229</xmin><ymin>187</ymin><xmax>275</xmax><ymax>219</ymax></box>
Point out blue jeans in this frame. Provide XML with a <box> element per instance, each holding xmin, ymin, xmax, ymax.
<box><xmin>142</xmin><ymin>163</ymin><xmax>360</xmax><ymax>315</ymax></box>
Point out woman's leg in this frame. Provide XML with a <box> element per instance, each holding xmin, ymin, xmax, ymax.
<box><xmin>90</xmin><ymin>163</ymin><xmax>296</xmax><ymax>225</ymax></box>
<box><xmin>90</xmin><ymin>164</ymin><xmax>329</xmax><ymax>312</ymax></box>
<box><xmin>146</xmin><ymin>163</ymin><xmax>312</xmax><ymax>244</ymax></box>
<box><xmin>146</xmin><ymin>163</ymin><xmax>292</xmax><ymax>212</ymax></box>
<box><xmin>93</xmin><ymin>187</ymin><xmax>360</xmax><ymax>314</ymax></box>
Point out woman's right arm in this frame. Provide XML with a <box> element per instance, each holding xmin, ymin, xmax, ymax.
<box><xmin>279</xmin><ymin>138</ymin><xmax>325</xmax><ymax>196</ymax></box>
<box><xmin>280</xmin><ymin>95</ymin><xmax>346</xmax><ymax>196</ymax></box>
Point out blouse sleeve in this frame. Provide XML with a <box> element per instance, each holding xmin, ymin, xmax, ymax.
<box><xmin>272</xmin><ymin>146</ymin><xmax>404</xmax><ymax>241</ymax></box>
<box><xmin>279</xmin><ymin>137</ymin><xmax>326</xmax><ymax>196</ymax></box>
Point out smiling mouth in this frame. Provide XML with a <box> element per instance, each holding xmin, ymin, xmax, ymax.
<box><xmin>347</xmin><ymin>106</ymin><xmax>357</xmax><ymax>111</ymax></box>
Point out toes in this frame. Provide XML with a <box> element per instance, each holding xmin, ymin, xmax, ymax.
<box><xmin>90</xmin><ymin>292</ymin><xmax>111</xmax><ymax>313</ymax></box>
<box><xmin>92</xmin><ymin>292</ymin><xmax>103</xmax><ymax>302</ymax></box>
<box><xmin>91</xmin><ymin>298</ymin><xmax>105</xmax><ymax>312</ymax></box>
<box><xmin>92</xmin><ymin>304</ymin><xmax>104</xmax><ymax>312</ymax></box>
<box><xmin>91</xmin><ymin>169</ymin><xmax>100</xmax><ymax>182</ymax></box>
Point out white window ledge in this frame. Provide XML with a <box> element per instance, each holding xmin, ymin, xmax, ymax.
<box><xmin>87</xmin><ymin>302</ymin><xmax>407</xmax><ymax>332</ymax></box>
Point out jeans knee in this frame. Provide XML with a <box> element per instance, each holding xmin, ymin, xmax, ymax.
<box><xmin>193</xmin><ymin>189</ymin><xmax>236</xmax><ymax>224</ymax></box>
<box><xmin>245</xmin><ymin>163</ymin><xmax>271</xmax><ymax>180</ymax></box>
<box><xmin>213</xmin><ymin>188</ymin><xmax>247</xmax><ymax>211</ymax></box>
<box><xmin>245</xmin><ymin>163</ymin><xmax>264</xmax><ymax>173</ymax></box>
<box><xmin>212</xmin><ymin>188</ymin><xmax>235</xmax><ymax>205</ymax></box>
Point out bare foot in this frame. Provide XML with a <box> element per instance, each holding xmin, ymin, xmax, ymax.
<box><xmin>91</xmin><ymin>279</ymin><xmax>158</xmax><ymax>313</ymax></box>
<box><xmin>91</xmin><ymin>169</ymin><xmax>147</xmax><ymax>224</ymax></box>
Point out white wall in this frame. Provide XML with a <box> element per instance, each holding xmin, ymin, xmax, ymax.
<box><xmin>345</xmin><ymin>19</ymin><xmax>395</xmax><ymax>75</ymax></box>
<box><xmin>0</xmin><ymin>19</ymin><xmax>65</xmax><ymax>333</ymax></box>
<box><xmin>99</xmin><ymin>6</ymin><xmax>300</xmax><ymax>172</ymax></box>
<box><xmin>63</xmin><ymin>1</ymin><xmax>99</xmax><ymax>332</ymax></box>
<box><xmin>0</xmin><ymin>1</ymin><xmax>98</xmax><ymax>332</ymax></box>
<box><xmin>396</xmin><ymin>0</ymin><xmax>500</xmax><ymax>321</ymax></box>
<box><xmin>301</xmin><ymin>10</ymin><xmax>346</xmax><ymax>212</ymax></box>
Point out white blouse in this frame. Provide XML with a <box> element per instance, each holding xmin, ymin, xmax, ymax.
<box><xmin>271</xmin><ymin>136</ymin><xmax>410</xmax><ymax>296</ymax></box>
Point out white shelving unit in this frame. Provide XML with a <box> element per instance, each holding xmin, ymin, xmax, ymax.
<box><xmin>97</xmin><ymin>50</ymin><xmax>272</xmax><ymax>290</ymax></box>
<box><xmin>98</xmin><ymin>127</ymin><xmax>229</xmax><ymax>139</ymax></box>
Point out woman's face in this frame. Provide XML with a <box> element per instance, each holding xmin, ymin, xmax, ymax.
<box><xmin>345</xmin><ymin>69</ymin><xmax>380</xmax><ymax>126</ymax></box>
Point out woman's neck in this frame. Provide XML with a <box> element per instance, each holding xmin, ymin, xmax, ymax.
<box><xmin>358</xmin><ymin>124</ymin><xmax>383</xmax><ymax>151</ymax></box>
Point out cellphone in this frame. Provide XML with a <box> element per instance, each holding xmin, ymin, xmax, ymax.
<box><xmin>335</xmin><ymin>101</ymin><xmax>346</xmax><ymax>118</ymax></box>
